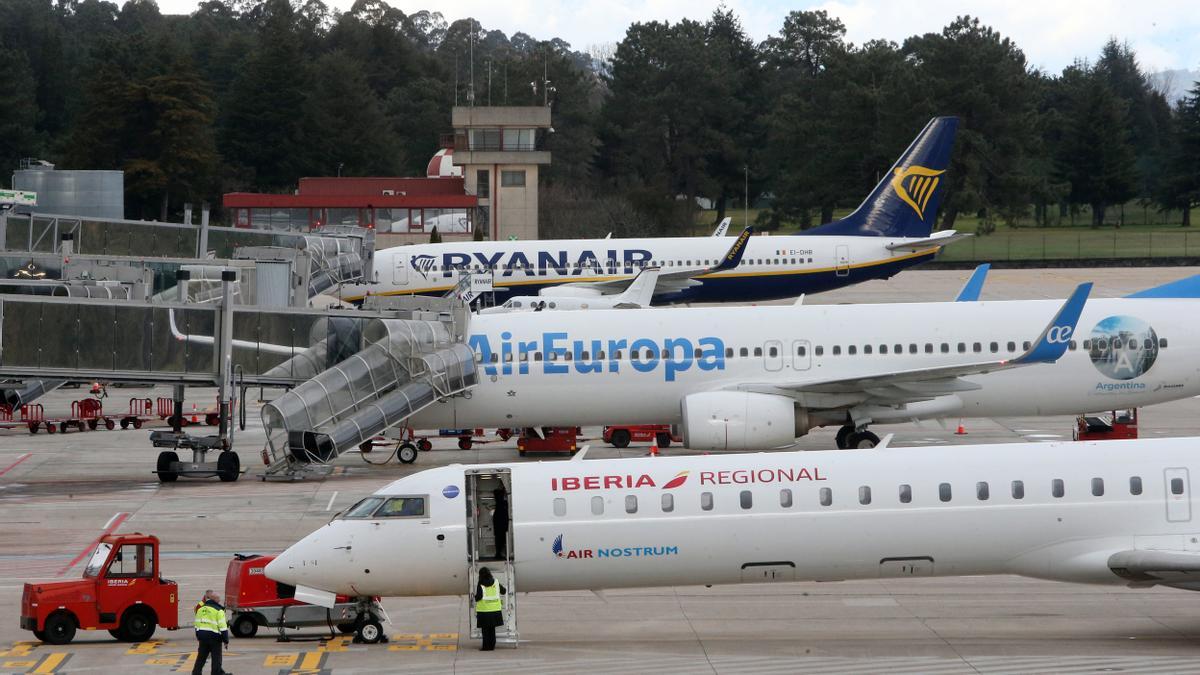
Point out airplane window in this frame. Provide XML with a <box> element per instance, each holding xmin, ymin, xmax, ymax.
<box><xmin>1130</xmin><ymin>476</ymin><xmax>1142</xmax><ymax>495</ymax></box>
<box><xmin>694</xmin><ymin>348</ymin><xmax>703</xmax><ymax>358</ymax></box>
<box><xmin>503</xmin><ymin>353</ymin><xmax>513</xmax><ymax>363</ymax></box>
<box><xmin>375</xmin><ymin>496</ymin><xmax>427</xmax><ymax>518</ymax></box>
<box><xmin>725</xmin><ymin>348</ymin><xmax>734</xmax><ymax>358</ymax></box>
<box><xmin>701</xmin><ymin>492</ymin><xmax>714</xmax><ymax>511</ymax></box>
<box><xmin>625</xmin><ymin>495</ymin><xmax>638</xmax><ymax>514</ymax></box>
<box><xmin>957</xmin><ymin>343</ymin><xmax>966</xmax><ymax>353</ymax></box>
<box><xmin>1171</xmin><ymin>478</ymin><xmax>1184</xmax><ymax>495</ymax></box>
<box><xmin>613</xmin><ymin>351</ymin><xmax>623</xmax><ymax>360</ymax></box>
<box><xmin>597</xmin><ymin>351</ymin><xmax>606</xmax><ymax>359</ymax></box>
<box><xmin>1007</xmin><ymin>341</ymin><xmax>1016</xmax><ymax>352</ymax></box>
<box><xmin>563</xmin><ymin>351</ymin><xmax>572</xmax><ymax>361</ymax></box>
<box><xmin>342</xmin><ymin>497</ymin><xmax>384</xmax><ymax>518</ymax></box>
<box><xmin>909</xmin><ymin>344</ymin><xmax>918</xmax><ymax>354</ymax></box>
<box><xmin>1068</xmin><ymin>340</ymin><xmax>1077</xmax><ymax>351</ymax></box>
<box><xmin>739</xmin><ymin>348</ymin><xmax>749</xmax><ymax>357</ymax></box>
<box><xmin>548</xmin><ymin>352</ymin><xmax>557</xmax><ymax>361</ymax></box>
<box><xmin>1083</xmin><ymin>340</ymin><xmax>1091</xmax><ymax>349</ymax></box>
<box><xmin>815</xmin><ymin>346</ymin><xmax>824</xmax><ymax>356</ymax></box>
<box><xmin>1012</xmin><ymin>480</ymin><xmax>1025</xmax><ymax>499</ymax></box>
<box><xmin>797</xmin><ymin>346</ymin><xmax>807</xmax><ymax>357</ymax></box>
<box><xmin>769</xmin><ymin>346</ymin><xmax>778</xmax><ymax>357</ymax></box>
<box><xmin>972</xmin><ymin>342</ymin><xmax>982</xmax><ymax>353</ymax></box>
<box><xmin>519</xmin><ymin>353</ymin><xmax>528</xmax><ymax>362</ymax></box>
<box><xmin>513</xmin><ymin>301</ymin><xmax>522</xmax><ymax>308</ymax></box>
<box><xmin>864</xmin><ymin>345</ymin><xmax>873</xmax><ymax>355</ymax></box>
<box><xmin>989</xmin><ymin>342</ymin><xmax>999</xmax><ymax>353</ymax></box>
<box><xmin>819</xmin><ymin>487</ymin><xmax>832</xmax><ymax>507</ymax></box>
<box><xmin>740</xmin><ymin>491</ymin><xmax>753</xmax><ymax>510</ymax></box>
<box><xmin>940</xmin><ymin>343</ymin><xmax>949</xmax><ymax>353</ymax></box>
<box><xmin>489</xmin><ymin>354</ymin><xmax>499</xmax><ymax>363</ymax></box>
<box><xmin>1052</xmin><ymin>479</ymin><xmax>1065</xmax><ymax>498</ymax></box>
<box><xmin>1023</xmin><ymin>341</ymin><xmax>1031</xmax><ymax>350</ymax></box>
<box><xmin>899</xmin><ymin>484</ymin><xmax>912</xmax><ymax>503</ymax></box>
<box><xmin>591</xmin><ymin>496</ymin><xmax>604</xmax><ymax>515</ymax></box>
<box><xmin>1112</xmin><ymin>338</ymin><xmax>1123</xmax><ymax>349</ymax></box>
<box><xmin>808</xmin><ymin>258</ymin><xmax>813</xmax><ymax>263</ymax></box>
<box><xmin>832</xmin><ymin>346</ymin><xmax>841</xmax><ymax>356</ymax></box>
<box><xmin>925</xmin><ymin>343</ymin><xmax>933</xmax><ymax>354</ymax></box>
<box><xmin>474</xmin><ymin>353</ymin><xmax>483</xmax><ymax>364</ymax></box>
<box><xmin>976</xmin><ymin>482</ymin><xmax>990</xmax><ymax>500</ymax></box>
<box><xmin>894</xmin><ymin>344</ymin><xmax>902</xmax><ymax>354</ymax></box>
<box><xmin>780</xmin><ymin>489</ymin><xmax>793</xmax><ymax>508</ymax></box>
<box><xmin>1091</xmin><ymin>478</ymin><xmax>1104</xmax><ymax>496</ymax></box>
<box><xmin>858</xmin><ymin>486</ymin><xmax>871</xmax><ymax>505</ymax></box>
<box><xmin>661</xmin><ymin>493</ymin><xmax>674</xmax><ymax>513</ymax></box>
<box><xmin>1160</xmin><ymin>338</ymin><xmax>1169</xmax><ymax>348</ymax></box>
<box><xmin>754</xmin><ymin>347</ymin><xmax>763</xmax><ymax>357</ymax></box>
<box><xmin>549</xmin><ymin>302</ymin><xmax>557</xmax><ymax>309</ymax></box>
<box><xmin>534</xmin><ymin>352</ymin><xmax>543</xmax><ymax>361</ymax></box>
<box><xmin>581</xmin><ymin>351</ymin><xmax>590</xmax><ymax>360</ymax></box>
<box><xmin>643</xmin><ymin>349</ymin><xmax>654</xmax><ymax>359</ymax></box>
<box><xmin>848</xmin><ymin>346</ymin><xmax>857</xmax><ymax>355</ymax></box>
<box><xmin>553</xmin><ymin>498</ymin><xmax>566</xmax><ymax>517</ymax></box>
<box><xmin>939</xmin><ymin>483</ymin><xmax>952</xmax><ymax>502</ymax></box>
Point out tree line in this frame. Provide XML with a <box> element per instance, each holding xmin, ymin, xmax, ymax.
<box><xmin>0</xmin><ymin>1</ymin><xmax>1197</xmax><ymax>231</ymax></box>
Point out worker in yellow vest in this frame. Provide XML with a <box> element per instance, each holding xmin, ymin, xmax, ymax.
<box><xmin>192</xmin><ymin>589</ymin><xmax>231</xmax><ymax>675</ymax></box>
<box><xmin>473</xmin><ymin>567</ymin><xmax>507</xmax><ymax>651</ymax></box>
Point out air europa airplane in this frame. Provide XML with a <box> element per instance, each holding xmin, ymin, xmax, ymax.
<box><xmin>339</xmin><ymin>117</ymin><xmax>967</xmax><ymax>305</ymax></box>
<box><xmin>376</xmin><ymin>276</ymin><xmax>1200</xmax><ymax>450</ymax></box>
<box><xmin>265</xmin><ymin>437</ymin><xmax>1200</xmax><ymax>626</ymax></box>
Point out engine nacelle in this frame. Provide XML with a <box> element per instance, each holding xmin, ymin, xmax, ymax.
<box><xmin>681</xmin><ymin>391</ymin><xmax>808</xmax><ymax>451</ymax></box>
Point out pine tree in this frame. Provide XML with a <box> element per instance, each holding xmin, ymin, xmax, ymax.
<box><xmin>0</xmin><ymin>47</ymin><xmax>40</xmax><ymax>180</ymax></box>
<box><xmin>1158</xmin><ymin>83</ymin><xmax>1200</xmax><ymax>226</ymax></box>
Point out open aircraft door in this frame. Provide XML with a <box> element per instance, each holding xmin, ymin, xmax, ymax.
<box><xmin>835</xmin><ymin>245</ymin><xmax>850</xmax><ymax>276</ymax></box>
<box><xmin>465</xmin><ymin>468</ymin><xmax>518</xmax><ymax>645</ymax></box>
<box><xmin>1165</xmin><ymin>467</ymin><xmax>1191</xmax><ymax>522</ymax></box>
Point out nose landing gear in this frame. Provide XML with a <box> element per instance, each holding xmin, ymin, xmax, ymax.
<box><xmin>836</xmin><ymin>425</ymin><xmax>880</xmax><ymax>449</ymax></box>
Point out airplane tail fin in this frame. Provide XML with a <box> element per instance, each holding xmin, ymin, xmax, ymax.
<box><xmin>1126</xmin><ymin>274</ymin><xmax>1200</xmax><ymax>299</ymax></box>
<box><xmin>710</xmin><ymin>226</ymin><xmax>752</xmax><ymax>272</ymax></box>
<box><xmin>803</xmin><ymin>116</ymin><xmax>959</xmax><ymax>238</ymax></box>
<box><xmin>613</xmin><ymin>267</ymin><xmax>661</xmax><ymax>308</ymax></box>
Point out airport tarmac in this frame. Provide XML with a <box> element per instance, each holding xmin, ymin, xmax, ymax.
<box><xmin>2</xmin><ymin>266</ymin><xmax>1200</xmax><ymax>674</ymax></box>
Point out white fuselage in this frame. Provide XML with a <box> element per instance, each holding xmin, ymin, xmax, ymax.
<box><xmin>344</xmin><ymin>235</ymin><xmax>939</xmax><ymax>303</ymax></box>
<box><xmin>408</xmin><ymin>297</ymin><xmax>1200</xmax><ymax>431</ymax></box>
<box><xmin>265</xmin><ymin>437</ymin><xmax>1200</xmax><ymax>597</ymax></box>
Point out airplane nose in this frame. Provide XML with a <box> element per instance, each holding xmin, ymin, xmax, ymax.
<box><xmin>265</xmin><ymin>547</ymin><xmax>300</xmax><ymax>586</ymax></box>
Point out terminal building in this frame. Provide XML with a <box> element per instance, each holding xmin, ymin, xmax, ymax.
<box><xmin>223</xmin><ymin>106</ymin><xmax>551</xmax><ymax>247</ymax></box>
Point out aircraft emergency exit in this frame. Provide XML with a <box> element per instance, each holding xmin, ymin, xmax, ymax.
<box><xmin>266</xmin><ymin>437</ymin><xmax>1200</xmax><ymax>606</ymax></box>
<box><xmin>340</xmin><ymin>117</ymin><xmax>968</xmax><ymax>305</ymax></box>
<box><xmin>394</xmin><ymin>275</ymin><xmax>1200</xmax><ymax>449</ymax></box>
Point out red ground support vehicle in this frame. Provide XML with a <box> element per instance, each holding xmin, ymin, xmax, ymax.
<box><xmin>517</xmin><ymin>426</ymin><xmax>581</xmax><ymax>456</ymax></box>
<box><xmin>1074</xmin><ymin>409</ymin><xmax>1139</xmax><ymax>441</ymax></box>
<box><xmin>20</xmin><ymin>533</ymin><xmax>179</xmax><ymax>645</ymax></box>
<box><xmin>225</xmin><ymin>554</ymin><xmax>386</xmax><ymax>643</ymax></box>
<box><xmin>603</xmin><ymin>424</ymin><xmax>681</xmax><ymax>449</ymax></box>
<box><xmin>119</xmin><ymin>397</ymin><xmax>154</xmax><ymax>429</ymax></box>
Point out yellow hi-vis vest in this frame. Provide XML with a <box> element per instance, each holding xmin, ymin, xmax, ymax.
<box><xmin>476</xmin><ymin>581</ymin><xmax>502</xmax><ymax>613</ymax></box>
<box><xmin>194</xmin><ymin>603</ymin><xmax>228</xmax><ymax>635</ymax></box>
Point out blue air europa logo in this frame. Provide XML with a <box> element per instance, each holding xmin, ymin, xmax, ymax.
<box><xmin>469</xmin><ymin>332</ymin><xmax>725</xmax><ymax>382</ymax></box>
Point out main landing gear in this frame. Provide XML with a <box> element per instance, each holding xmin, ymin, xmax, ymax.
<box><xmin>836</xmin><ymin>425</ymin><xmax>879</xmax><ymax>449</ymax></box>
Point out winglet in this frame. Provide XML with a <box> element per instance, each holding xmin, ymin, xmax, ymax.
<box><xmin>711</xmin><ymin>226</ymin><xmax>753</xmax><ymax>272</ymax></box>
<box><xmin>1012</xmin><ymin>282</ymin><xmax>1092</xmax><ymax>364</ymax></box>
<box><xmin>954</xmin><ymin>264</ymin><xmax>990</xmax><ymax>302</ymax></box>
<box><xmin>711</xmin><ymin>217</ymin><xmax>732</xmax><ymax>237</ymax></box>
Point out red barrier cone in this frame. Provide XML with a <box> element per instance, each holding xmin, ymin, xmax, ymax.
<box><xmin>955</xmin><ymin>420</ymin><xmax>966</xmax><ymax>435</ymax></box>
<box><xmin>649</xmin><ymin>443</ymin><xmax>659</xmax><ymax>457</ymax></box>
<box><xmin>191</xmin><ymin>403</ymin><xmax>199</xmax><ymax>424</ymax></box>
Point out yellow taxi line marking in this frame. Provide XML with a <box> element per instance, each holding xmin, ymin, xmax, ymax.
<box><xmin>32</xmin><ymin>652</ymin><xmax>70</xmax><ymax>673</ymax></box>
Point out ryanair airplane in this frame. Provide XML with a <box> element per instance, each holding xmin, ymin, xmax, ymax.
<box><xmin>340</xmin><ymin>117</ymin><xmax>968</xmax><ymax>305</ymax></box>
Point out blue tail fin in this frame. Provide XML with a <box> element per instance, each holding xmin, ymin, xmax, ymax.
<box><xmin>1126</xmin><ymin>274</ymin><xmax>1200</xmax><ymax>299</ymax></box>
<box><xmin>802</xmin><ymin>116</ymin><xmax>959</xmax><ymax>238</ymax></box>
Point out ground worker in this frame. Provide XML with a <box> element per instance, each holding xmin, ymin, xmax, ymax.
<box><xmin>192</xmin><ymin>589</ymin><xmax>231</xmax><ymax>675</ymax></box>
<box><xmin>474</xmin><ymin>567</ymin><xmax>507</xmax><ymax>651</ymax></box>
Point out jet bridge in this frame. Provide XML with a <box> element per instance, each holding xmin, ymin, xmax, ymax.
<box><xmin>260</xmin><ymin>316</ymin><xmax>476</xmax><ymax>479</ymax></box>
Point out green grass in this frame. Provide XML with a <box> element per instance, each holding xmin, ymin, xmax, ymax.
<box><xmin>694</xmin><ymin>205</ymin><xmax>1197</xmax><ymax>261</ymax></box>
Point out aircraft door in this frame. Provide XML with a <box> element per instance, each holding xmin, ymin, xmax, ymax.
<box><xmin>764</xmin><ymin>340</ymin><xmax>783</xmax><ymax>372</ymax></box>
<box><xmin>835</xmin><ymin>245</ymin><xmax>850</xmax><ymax>277</ymax></box>
<box><xmin>392</xmin><ymin>255</ymin><xmax>408</xmax><ymax>284</ymax></box>
<box><xmin>792</xmin><ymin>340</ymin><xmax>811</xmax><ymax>370</ymax></box>
<box><xmin>465</xmin><ymin>469</ymin><xmax>513</xmax><ymax>564</ymax></box>
<box><xmin>1165</xmin><ymin>467</ymin><xmax>1191</xmax><ymax>522</ymax></box>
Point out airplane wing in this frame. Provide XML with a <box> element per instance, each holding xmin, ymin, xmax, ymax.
<box><xmin>885</xmin><ymin>229</ymin><xmax>972</xmax><ymax>251</ymax></box>
<box><xmin>1108</xmin><ymin>550</ymin><xmax>1200</xmax><ymax>588</ymax></box>
<box><xmin>711</xmin><ymin>217</ymin><xmax>732</xmax><ymax>237</ymax></box>
<box><xmin>955</xmin><ymin>263</ymin><xmax>990</xmax><ymax>301</ymax></box>
<box><xmin>734</xmin><ymin>282</ymin><xmax>1092</xmax><ymax>405</ymax></box>
<box><xmin>550</xmin><ymin>226</ymin><xmax>753</xmax><ymax>298</ymax></box>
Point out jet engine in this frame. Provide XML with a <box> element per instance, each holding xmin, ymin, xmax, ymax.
<box><xmin>680</xmin><ymin>391</ymin><xmax>810</xmax><ymax>451</ymax></box>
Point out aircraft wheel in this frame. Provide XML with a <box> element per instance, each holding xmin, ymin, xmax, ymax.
<box><xmin>610</xmin><ymin>429</ymin><xmax>631</xmax><ymax>448</ymax></box>
<box><xmin>835</xmin><ymin>425</ymin><xmax>854</xmax><ymax>449</ymax></box>
<box><xmin>355</xmin><ymin>619</ymin><xmax>385</xmax><ymax>644</ymax></box>
<box><xmin>217</xmin><ymin>451</ymin><xmax>241</xmax><ymax>482</ymax></box>
<box><xmin>157</xmin><ymin>451</ymin><xmax>179</xmax><ymax>483</ymax></box>
<box><xmin>846</xmin><ymin>430</ymin><xmax>880</xmax><ymax>449</ymax></box>
<box><xmin>655</xmin><ymin>432</ymin><xmax>672</xmax><ymax>448</ymax></box>
<box><xmin>398</xmin><ymin>443</ymin><xmax>418</xmax><ymax>464</ymax></box>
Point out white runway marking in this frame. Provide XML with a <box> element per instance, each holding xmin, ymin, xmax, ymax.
<box><xmin>326</xmin><ymin>491</ymin><xmax>338</xmax><ymax>511</ymax></box>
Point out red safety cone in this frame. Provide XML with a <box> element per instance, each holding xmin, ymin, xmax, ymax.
<box><xmin>191</xmin><ymin>403</ymin><xmax>199</xmax><ymax>425</ymax></box>
<box><xmin>649</xmin><ymin>443</ymin><xmax>659</xmax><ymax>457</ymax></box>
<box><xmin>955</xmin><ymin>420</ymin><xmax>967</xmax><ymax>435</ymax></box>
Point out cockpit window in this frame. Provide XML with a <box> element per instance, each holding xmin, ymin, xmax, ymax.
<box><xmin>343</xmin><ymin>497</ymin><xmax>385</xmax><ymax>519</ymax></box>
<box><xmin>375</xmin><ymin>496</ymin><xmax>427</xmax><ymax>518</ymax></box>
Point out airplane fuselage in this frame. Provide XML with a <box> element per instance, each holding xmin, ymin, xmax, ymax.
<box><xmin>409</xmin><ymin>297</ymin><xmax>1200</xmax><ymax>432</ymax></box>
<box><xmin>266</xmin><ymin>437</ymin><xmax>1200</xmax><ymax>597</ymax></box>
<box><xmin>344</xmin><ymin>235</ymin><xmax>940</xmax><ymax>304</ymax></box>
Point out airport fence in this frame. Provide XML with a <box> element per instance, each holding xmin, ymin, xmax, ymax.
<box><xmin>938</xmin><ymin>228</ymin><xmax>1200</xmax><ymax>262</ymax></box>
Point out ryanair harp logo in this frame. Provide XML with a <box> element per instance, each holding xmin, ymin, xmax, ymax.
<box><xmin>891</xmin><ymin>165</ymin><xmax>945</xmax><ymax>220</ymax></box>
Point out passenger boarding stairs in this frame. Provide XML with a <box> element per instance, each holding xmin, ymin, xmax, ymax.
<box><xmin>468</xmin><ymin>562</ymin><xmax>518</xmax><ymax>647</ymax></box>
<box><xmin>260</xmin><ymin>318</ymin><xmax>476</xmax><ymax>478</ymax></box>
